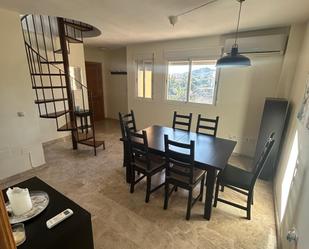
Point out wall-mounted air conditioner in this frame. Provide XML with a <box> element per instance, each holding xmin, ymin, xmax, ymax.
<box><xmin>223</xmin><ymin>34</ymin><xmax>288</xmax><ymax>55</ymax></box>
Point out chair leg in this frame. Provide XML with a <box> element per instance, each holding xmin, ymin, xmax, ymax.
<box><xmin>122</xmin><ymin>143</ymin><xmax>126</xmax><ymax>167</ymax></box>
<box><xmin>251</xmin><ymin>191</ymin><xmax>254</xmax><ymax>205</ymax></box>
<box><xmin>130</xmin><ymin>168</ymin><xmax>135</xmax><ymax>193</ymax></box>
<box><xmin>213</xmin><ymin>181</ymin><xmax>220</xmax><ymax>207</ymax></box>
<box><xmin>175</xmin><ymin>186</ymin><xmax>178</xmax><ymax>192</ymax></box>
<box><xmin>247</xmin><ymin>192</ymin><xmax>252</xmax><ymax>220</ymax></box>
<box><xmin>199</xmin><ymin>175</ymin><xmax>205</xmax><ymax>201</ymax></box>
<box><xmin>164</xmin><ymin>182</ymin><xmax>169</xmax><ymax>209</ymax></box>
<box><xmin>220</xmin><ymin>185</ymin><xmax>224</xmax><ymax>192</ymax></box>
<box><xmin>145</xmin><ymin>175</ymin><xmax>151</xmax><ymax>203</ymax></box>
<box><xmin>186</xmin><ymin>190</ymin><xmax>193</xmax><ymax>220</ymax></box>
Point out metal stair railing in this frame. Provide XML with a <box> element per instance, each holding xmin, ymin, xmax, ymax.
<box><xmin>21</xmin><ymin>14</ymin><xmax>97</xmax><ymax>147</ymax></box>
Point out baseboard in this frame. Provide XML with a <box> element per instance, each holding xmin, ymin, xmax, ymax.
<box><xmin>42</xmin><ymin>135</ymin><xmax>71</xmax><ymax>147</ymax></box>
<box><xmin>0</xmin><ymin>164</ymin><xmax>48</xmax><ymax>188</ymax></box>
<box><xmin>273</xmin><ymin>184</ymin><xmax>282</xmax><ymax>249</ymax></box>
<box><xmin>0</xmin><ymin>136</ymin><xmax>72</xmax><ymax>187</ymax></box>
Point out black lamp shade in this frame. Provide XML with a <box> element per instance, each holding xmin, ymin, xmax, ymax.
<box><xmin>216</xmin><ymin>46</ymin><xmax>251</xmax><ymax>68</ymax></box>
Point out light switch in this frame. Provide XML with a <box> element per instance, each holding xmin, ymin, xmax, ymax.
<box><xmin>17</xmin><ymin>112</ymin><xmax>25</xmax><ymax>117</ymax></box>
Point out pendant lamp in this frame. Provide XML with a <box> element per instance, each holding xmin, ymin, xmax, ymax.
<box><xmin>216</xmin><ymin>0</ymin><xmax>251</xmax><ymax>67</ymax></box>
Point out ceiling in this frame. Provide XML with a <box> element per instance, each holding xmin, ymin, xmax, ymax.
<box><xmin>0</xmin><ymin>0</ymin><xmax>309</xmax><ymax>48</ymax></box>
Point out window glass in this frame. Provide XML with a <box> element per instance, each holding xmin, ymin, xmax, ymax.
<box><xmin>136</xmin><ymin>59</ymin><xmax>153</xmax><ymax>99</ymax></box>
<box><xmin>189</xmin><ymin>60</ymin><xmax>217</xmax><ymax>104</ymax></box>
<box><xmin>166</xmin><ymin>60</ymin><xmax>217</xmax><ymax>105</ymax></box>
<box><xmin>144</xmin><ymin>62</ymin><xmax>152</xmax><ymax>98</ymax></box>
<box><xmin>137</xmin><ymin>62</ymin><xmax>144</xmax><ymax>98</ymax></box>
<box><xmin>167</xmin><ymin>61</ymin><xmax>190</xmax><ymax>102</ymax></box>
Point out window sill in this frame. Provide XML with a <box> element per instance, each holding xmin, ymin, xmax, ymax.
<box><xmin>134</xmin><ymin>97</ymin><xmax>154</xmax><ymax>102</ymax></box>
<box><xmin>164</xmin><ymin>99</ymin><xmax>216</xmax><ymax>107</ymax></box>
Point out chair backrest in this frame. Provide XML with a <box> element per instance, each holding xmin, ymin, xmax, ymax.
<box><xmin>126</xmin><ymin>126</ymin><xmax>151</xmax><ymax>170</ymax></box>
<box><xmin>119</xmin><ymin>110</ymin><xmax>137</xmax><ymax>139</ymax></box>
<box><xmin>172</xmin><ymin>111</ymin><xmax>193</xmax><ymax>132</ymax></box>
<box><xmin>251</xmin><ymin>132</ymin><xmax>275</xmax><ymax>189</ymax></box>
<box><xmin>196</xmin><ymin>114</ymin><xmax>219</xmax><ymax>137</ymax></box>
<box><xmin>164</xmin><ymin>134</ymin><xmax>195</xmax><ymax>184</ymax></box>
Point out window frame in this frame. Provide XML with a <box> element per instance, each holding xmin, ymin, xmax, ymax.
<box><xmin>165</xmin><ymin>58</ymin><xmax>220</xmax><ymax>106</ymax></box>
<box><xmin>135</xmin><ymin>58</ymin><xmax>154</xmax><ymax>100</ymax></box>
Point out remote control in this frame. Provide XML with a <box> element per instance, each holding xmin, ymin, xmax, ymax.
<box><xmin>46</xmin><ymin>209</ymin><xmax>74</xmax><ymax>229</ymax></box>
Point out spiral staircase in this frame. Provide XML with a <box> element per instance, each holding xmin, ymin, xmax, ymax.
<box><xmin>21</xmin><ymin>14</ymin><xmax>105</xmax><ymax>155</ymax></box>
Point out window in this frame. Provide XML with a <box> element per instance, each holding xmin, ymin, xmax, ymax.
<box><xmin>166</xmin><ymin>60</ymin><xmax>218</xmax><ymax>105</ymax></box>
<box><xmin>136</xmin><ymin>59</ymin><xmax>153</xmax><ymax>99</ymax></box>
<box><xmin>69</xmin><ymin>66</ymin><xmax>82</xmax><ymax>90</ymax></box>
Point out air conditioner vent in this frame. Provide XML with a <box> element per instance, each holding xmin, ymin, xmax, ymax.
<box><xmin>224</xmin><ymin>34</ymin><xmax>288</xmax><ymax>55</ymax></box>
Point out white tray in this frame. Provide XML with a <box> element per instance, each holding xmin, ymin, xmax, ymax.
<box><xmin>6</xmin><ymin>191</ymin><xmax>49</xmax><ymax>224</ymax></box>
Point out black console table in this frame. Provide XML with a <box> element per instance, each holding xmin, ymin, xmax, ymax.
<box><xmin>2</xmin><ymin>177</ymin><xmax>94</xmax><ymax>249</ymax></box>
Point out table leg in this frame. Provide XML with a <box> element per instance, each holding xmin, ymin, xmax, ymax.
<box><xmin>204</xmin><ymin>168</ymin><xmax>217</xmax><ymax>220</ymax></box>
<box><xmin>85</xmin><ymin>116</ymin><xmax>89</xmax><ymax>134</ymax></box>
<box><xmin>81</xmin><ymin>116</ymin><xmax>84</xmax><ymax>133</ymax></box>
<box><xmin>124</xmin><ymin>141</ymin><xmax>131</xmax><ymax>183</ymax></box>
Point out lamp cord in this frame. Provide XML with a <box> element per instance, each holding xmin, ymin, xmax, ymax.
<box><xmin>234</xmin><ymin>0</ymin><xmax>244</xmax><ymax>46</ymax></box>
<box><xmin>176</xmin><ymin>0</ymin><xmax>219</xmax><ymax>17</ymax></box>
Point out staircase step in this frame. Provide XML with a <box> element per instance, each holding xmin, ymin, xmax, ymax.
<box><xmin>54</xmin><ymin>49</ymin><xmax>62</xmax><ymax>54</ymax></box>
<box><xmin>35</xmin><ymin>98</ymin><xmax>68</xmax><ymax>104</ymax></box>
<box><xmin>78</xmin><ymin>140</ymin><xmax>105</xmax><ymax>148</ymax></box>
<box><xmin>78</xmin><ymin>124</ymin><xmax>92</xmax><ymax>130</ymax></box>
<box><xmin>31</xmin><ymin>73</ymin><xmax>66</xmax><ymax>76</ymax></box>
<box><xmin>40</xmin><ymin>110</ymin><xmax>70</xmax><ymax>119</ymax></box>
<box><xmin>54</xmin><ymin>49</ymin><xmax>70</xmax><ymax>55</ymax></box>
<box><xmin>32</xmin><ymin>86</ymin><xmax>66</xmax><ymax>89</ymax></box>
<box><xmin>74</xmin><ymin>110</ymin><xmax>91</xmax><ymax>117</ymax></box>
<box><xmin>64</xmin><ymin>21</ymin><xmax>93</xmax><ymax>31</ymax></box>
<box><xmin>66</xmin><ymin>36</ymin><xmax>83</xmax><ymax>43</ymax></box>
<box><xmin>40</xmin><ymin>61</ymin><xmax>64</xmax><ymax>65</ymax></box>
<box><xmin>77</xmin><ymin>132</ymin><xmax>94</xmax><ymax>141</ymax></box>
<box><xmin>57</xmin><ymin>122</ymin><xmax>76</xmax><ymax>131</ymax></box>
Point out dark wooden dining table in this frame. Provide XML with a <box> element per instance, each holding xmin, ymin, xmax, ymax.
<box><xmin>125</xmin><ymin>125</ymin><xmax>236</xmax><ymax>220</ymax></box>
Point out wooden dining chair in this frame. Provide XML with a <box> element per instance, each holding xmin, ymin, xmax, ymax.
<box><xmin>126</xmin><ymin>127</ymin><xmax>165</xmax><ymax>203</ymax></box>
<box><xmin>213</xmin><ymin>133</ymin><xmax>275</xmax><ymax>220</ymax></box>
<box><xmin>163</xmin><ymin>135</ymin><xmax>206</xmax><ymax>220</ymax></box>
<box><xmin>196</xmin><ymin>114</ymin><xmax>219</xmax><ymax>137</ymax></box>
<box><xmin>119</xmin><ymin>110</ymin><xmax>137</xmax><ymax>167</ymax></box>
<box><xmin>172</xmin><ymin>111</ymin><xmax>193</xmax><ymax>132</ymax></box>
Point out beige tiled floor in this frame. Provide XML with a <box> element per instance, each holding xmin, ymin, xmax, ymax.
<box><xmin>1</xmin><ymin>119</ymin><xmax>277</xmax><ymax>249</ymax></box>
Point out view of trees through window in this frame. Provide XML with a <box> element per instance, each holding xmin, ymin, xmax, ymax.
<box><xmin>167</xmin><ymin>60</ymin><xmax>217</xmax><ymax>104</ymax></box>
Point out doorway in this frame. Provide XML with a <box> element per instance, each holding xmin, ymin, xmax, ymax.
<box><xmin>85</xmin><ymin>61</ymin><xmax>105</xmax><ymax>121</ymax></box>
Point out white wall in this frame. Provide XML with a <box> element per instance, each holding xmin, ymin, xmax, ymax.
<box><xmin>274</xmin><ymin>22</ymin><xmax>309</xmax><ymax>248</ymax></box>
<box><xmin>84</xmin><ymin>46</ymin><xmax>128</xmax><ymax>119</ymax></box>
<box><xmin>0</xmin><ymin>8</ymin><xmax>45</xmax><ymax>180</ymax></box>
<box><xmin>127</xmin><ymin>36</ymin><xmax>283</xmax><ymax>156</ymax></box>
<box><xmin>276</xmin><ymin>25</ymin><xmax>305</xmax><ymax>99</ymax></box>
<box><xmin>106</xmin><ymin>48</ymin><xmax>128</xmax><ymax>119</ymax></box>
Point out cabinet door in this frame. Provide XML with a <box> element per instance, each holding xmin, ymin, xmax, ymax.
<box><xmin>255</xmin><ymin>99</ymin><xmax>288</xmax><ymax>180</ymax></box>
<box><xmin>0</xmin><ymin>191</ymin><xmax>16</xmax><ymax>249</ymax></box>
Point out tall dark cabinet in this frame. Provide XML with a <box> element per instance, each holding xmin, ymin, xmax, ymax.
<box><xmin>254</xmin><ymin>98</ymin><xmax>289</xmax><ymax>180</ymax></box>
